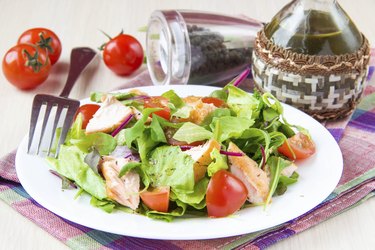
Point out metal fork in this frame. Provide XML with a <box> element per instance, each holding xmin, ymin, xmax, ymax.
<box><xmin>27</xmin><ymin>47</ymin><xmax>97</xmax><ymax>157</ymax></box>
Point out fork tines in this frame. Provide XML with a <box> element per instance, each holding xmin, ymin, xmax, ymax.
<box><xmin>28</xmin><ymin>94</ymin><xmax>80</xmax><ymax>157</ymax></box>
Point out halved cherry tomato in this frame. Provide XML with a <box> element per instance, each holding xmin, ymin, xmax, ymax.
<box><xmin>102</xmin><ymin>33</ymin><xmax>144</xmax><ymax>76</ymax></box>
<box><xmin>144</xmin><ymin>96</ymin><xmax>171</xmax><ymax>120</ymax></box>
<box><xmin>18</xmin><ymin>28</ymin><xmax>62</xmax><ymax>65</ymax></box>
<box><xmin>201</xmin><ymin>97</ymin><xmax>225</xmax><ymax>108</ymax></box>
<box><xmin>2</xmin><ymin>44</ymin><xmax>51</xmax><ymax>90</ymax></box>
<box><xmin>278</xmin><ymin>132</ymin><xmax>316</xmax><ymax>160</ymax></box>
<box><xmin>206</xmin><ymin>170</ymin><xmax>248</xmax><ymax>218</ymax></box>
<box><xmin>140</xmin><ymin>186</ymin><xmax>170</xmax><ymax>213</ymax></box>
<box><xmin>74</xmin><ymin>104</ymin><xmax>100</xmax><ymax>129</ymax></box>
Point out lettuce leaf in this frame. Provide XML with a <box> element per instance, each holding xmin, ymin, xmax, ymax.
<box><xmin>172</xmin><ymin>177</ymin><xmax>209</xmax><ymax>207</ymax></box>
<box><xmin>147</xmin><ymin>146</ymin><xmax>195</xmax><ymax>193</ymax></box>
<box><xmin>136</xmin><ymin>129</ymin><xmax>159</xmax><ymax>162</ymax></box>
<box><xmin>47</xmin><ymin>145</ymin><xmax>107</xmax><ymax>200</ymax></box>
<box><xmin>124</xmin><ymin>108</ymin><xmax>161</xmax><ymax>148</ymax></box>
<box><xmin>90</xmin><ymin>92</ymin><xmax>135</xmax><ymax>103</ymax></box>
<box><xmin>90</xmin><ymin>197</ymin><xmax>116</xmax><ymax>213</ymax></box>
<box><xmin>172</xmin><ymin>122</ymin><xmax>212</xmax><ymax>144</ymax></box>
<box><xmin>161</xmin><ymin>90</ymin><xmax>184</xmax><ymax>108</ymax></box>
<box><xmin>226</xmin><ymin>85</ymin><xmax>259</xmax><ymax>118</ymax></box>
<box><xmin>150</xmin><ymin>116</ymin><xmax>167</xmax><ymax>143</ymax></box>
<box><xmin>70</xmin><ymin>132</ymin><xmax>117</xmax><ymax>155</ymax></box>
<box><xmin>207</xmin><ymin>148</ymin><xmax>228</xmax><ymax>176</ymax></box>
<box><xmin>210</xmin><ymin>116</ymin><xmax>254</xmax><ymax>142</ymax></box>
<box><xmin>141</xmin><ymin>199</ymin><xmax>187</xmax><ymax>222</ymax></box>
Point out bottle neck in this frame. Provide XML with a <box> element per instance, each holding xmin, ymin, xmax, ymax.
<box><xmin>300</xmin><ymin>0</ymin><xmax>337</xmax><ymax>11</ymax></box>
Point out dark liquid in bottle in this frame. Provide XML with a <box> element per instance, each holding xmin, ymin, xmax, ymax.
<box><xmin>264</xmin><ymin>10</ymin><xmax>362</xmax><ymax>55</ymax></box>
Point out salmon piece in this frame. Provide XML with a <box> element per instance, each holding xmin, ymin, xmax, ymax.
<box><xmin>227</xmin><ymin>142</ymin><xmax>270</xmax><ymax>204</ymax></box>
<box><xmin>184</xmin><ymin>139</ymin><xmax>221</xmax><ymax>182</ymax></box>
<box><xmin>100</xmin><ymin>157</ymin><xmax>140</xmax><ymax>210</ymax></box>
<box><xmin>86</xmin><ymin>95</ymin><xmax>133</xmax><ymax>134</ymax></box>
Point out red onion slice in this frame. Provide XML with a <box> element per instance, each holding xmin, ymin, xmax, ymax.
<box><xmin>233</xmin><ymin>67</ymin><xmax>251</xmax><ymax>87</ymax></box>
<box><xmin>128</xmin><ymin>95</ymin><xmax>151</xmax><ymax>100</ymax></box>
<box><xmin>49</xmin><ymin>170</ymin><xmax>77</xmax><ymax>189</ymax></box>
<box><xmin>111</xmin><ymin>114</ymin><xmax>134</xmax><ymax>137</ymax></box>
<box><xmin>179</xmin><ymin>145</ymin><xmax>244</xmax><ymax>156</ymax></box>
<box><xmin>219</xmin><ymin>150</ymin><xmax>244</xmax><ymax>156</ymax></box>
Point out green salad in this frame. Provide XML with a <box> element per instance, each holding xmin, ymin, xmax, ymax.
<box><xmin>46</xmin><ymin>78</ymin><xmax>315</xmax><ymax>221</ymax></box>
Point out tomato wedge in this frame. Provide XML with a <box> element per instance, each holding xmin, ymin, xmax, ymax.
<box><xmin>206</xmin><ymin>170</ymin><xmax>248</xmax><ymax>218</ymax></box>
<box><xmin>140</xmin><ymin>186</ymin><xmax>170</xmax><ymax>213</ymax></box>
<box><xmin>201</xmin><ymin>97</ymin><xmax>225</xmax><ymax>107</ymax></box>
<box><xmin>278</xmin><ymin>132</ymin><xmax>316</xmax><ymax>160</ymax></box>
<box><xmin>144</xmin><ymin>96</ymin><xmax>171</xmax><ymax>120</ymax></box>
<box><xmin>74</xmin><ymin>104</ymin><xmax>100</xmax><ymax>129</ymax></box>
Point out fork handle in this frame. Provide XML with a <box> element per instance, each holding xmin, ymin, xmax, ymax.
<box><xmin>59</xmin><ymin>47</ymin><xmax>97</xmax><ymax>98</ymax></box>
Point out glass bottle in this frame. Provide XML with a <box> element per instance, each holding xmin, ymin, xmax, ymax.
<box><xmin>252</xmin><ymin>0</ymin><xmax>370</xmax><ymax>120</ymax></box>
<box><xmin>146</xmin><ymin>10</ymin><xmax>263</xmax><ymax>86</ymax></box>
<box><xmin>265</xmin><ymin>0</ymin><xmax>363</xmax><ymax>55</ymax></box>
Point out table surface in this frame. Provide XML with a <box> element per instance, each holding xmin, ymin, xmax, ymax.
<box><xmin>1</xmin><ymin>0</ymin><xmax>374</xmax><ymax>249</ymax></box>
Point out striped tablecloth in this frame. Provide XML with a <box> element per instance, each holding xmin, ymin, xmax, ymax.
<box><xmin>1</xmin><ymin>69</ymin><xmax>374</xmax><ymax>249</ymax></box>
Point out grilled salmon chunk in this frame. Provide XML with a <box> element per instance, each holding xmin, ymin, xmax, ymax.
<box><xmin>227</xmin><ymin>142</ymin><xmax>270</xmax><ymax>204</ymax></box>
<box><xmin>100</xmin><ymin>156</ymin><xmax>140</xmax><ymax>210</ymax></box>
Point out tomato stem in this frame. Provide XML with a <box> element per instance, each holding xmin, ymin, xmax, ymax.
<box><xmin>36</xmin><ymin>32</ymin><xmax>54</xmax><ymax>54</ymax></box>
<box><xmin>98</xmin><ymin>30</ymin><xmax>124</xmax><ymax>51</ymax></box>
<box><xmin>23</xmin><ymin>49</ymin><xmax>43</xmax><ymax>73</ymax></box>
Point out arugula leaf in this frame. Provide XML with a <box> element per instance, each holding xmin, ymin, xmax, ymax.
<box><xmin>276</xmin><ymin>172</ymin><xmax>299</xmax><ymax>195</ymax></box>
<box><xmin>265</xmin><ymin>156</ymin><xmax>292</xmax><ymax>206</ymax></box>
<box><xmin>263</xmin><ymin>107</ymin><xmax>280</xmax><ymax>122</ymax></box>
<box><xmin>119</xmin><ymin>162</ymin><xmax>141</xmax><ymax>178</ymax></box>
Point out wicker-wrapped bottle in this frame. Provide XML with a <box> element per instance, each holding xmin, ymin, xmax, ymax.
<box><xmin>252</xmin><ymin>0</ymin><xmax>370</xmax><ymax>120</ymax></box>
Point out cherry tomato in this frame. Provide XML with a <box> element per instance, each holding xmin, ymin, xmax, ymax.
<box><xmin>144</xmin><ymin>96</ymin><xmax>171</xmax><ymax>120</ymax></box>
<box><xmin>74</xmin><ymin>104</ymin><xmax>100</xmax><ymax>129</ymax></box>
<box><xmin>278</xmin><ymin>132</ymin><xmax>316</xmax><ymax>160</ymax></box>
<box><xmin>140</xmin><ymin>186</ymin><xmax>170</xmax><ymax>213</ymax></box>
<box><xmin>18</xmin><ymin>28</ymin><xmax>62</xmax><ymax>65</ymax></box>
<box><xmin>201</xmin><ymin>97</ymin><xmax>225</xmax><ymax>108</ymax></box>
<box><xmin>102</xmin><ymin>34</ymin><xmax>143</xmax><ymax>76</ymax></box>
<box><xmin>206</xmin><ymin>170</ymin><xmax>248</xmax><ymax>218</ymax></box>
<box><xmin>2</xmin><ymin>44</ymin><xmax>51</xmax><ymax>90</ymax></box>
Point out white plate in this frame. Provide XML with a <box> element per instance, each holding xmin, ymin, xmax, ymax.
<box><xmin>16</xmin><ymin>85</ymin><xmax>343</xmax><ymax>240</ymax></box>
